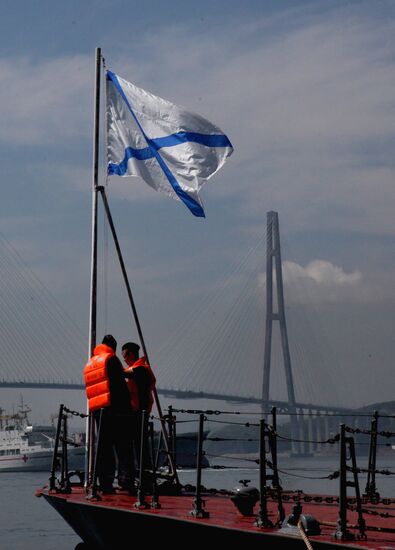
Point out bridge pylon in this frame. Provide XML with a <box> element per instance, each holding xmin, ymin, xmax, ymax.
<box><xmin>261</xmin><ymin>211</ymin><xmax>300</xmax><ymax>454</ymax></box>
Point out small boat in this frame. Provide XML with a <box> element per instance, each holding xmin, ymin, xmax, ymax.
<box><xmin>0</xmin><ymin>403</ymin><xmax>84</xmax><ymax>472</ymax></box>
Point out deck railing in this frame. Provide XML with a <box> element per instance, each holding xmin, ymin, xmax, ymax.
<box><xmin>48</xmin><ymin>403</ymin><xmax>395</xmax><ymax>541</ymax></box>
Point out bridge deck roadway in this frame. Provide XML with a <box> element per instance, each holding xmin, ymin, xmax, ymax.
<box><xmin>0</xmin><ymin>381</ymin><xmax>355</xmax><ymax>414</ymax></box>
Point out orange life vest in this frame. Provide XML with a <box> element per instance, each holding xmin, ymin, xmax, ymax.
<box><xmin>125</xmin><ymin>357</ymin><xmax>156</xmax><ymax>413</ymax></box>
<box><xmin>84</xmin><ymin>344</ymin><xmax>114</xmax><ymax>411</ymax></box>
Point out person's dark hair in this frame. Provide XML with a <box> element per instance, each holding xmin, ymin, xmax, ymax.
<box><xmin>121</xmin><ymin>342</ymin><xmax>140</xmax><ymax>355</ymax></box>
<box><xmin>102</xmin><ymin>334</ymin><xmax>117</xmax><ymax>351</ymax></box>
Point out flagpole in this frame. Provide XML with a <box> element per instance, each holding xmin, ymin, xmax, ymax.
<box><xmin>86</xmin><ymin>46</ymin><xmax>102</xmax><ymax>488</ymax></box>
<box><xmin>98</xmin><ymin>186</ymin><xmax>179</xmax><ymax>483</ymax></box>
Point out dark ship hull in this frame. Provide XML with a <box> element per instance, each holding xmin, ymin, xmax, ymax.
<box><xmin>39</xmin><ymin>487</ymin><xmax>395</xmax><ymax>550</ymax></box>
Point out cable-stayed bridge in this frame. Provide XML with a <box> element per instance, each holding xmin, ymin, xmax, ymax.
<box><xmin>0</xmin><ymin>219</ymin><xmax>359</xmax><ymax>423</ymax></box>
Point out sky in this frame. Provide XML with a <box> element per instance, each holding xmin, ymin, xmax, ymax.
<box><xmin>0</xmin><ymin>0</ymin><xmax>395</xmax><ymax>420</ymax></box>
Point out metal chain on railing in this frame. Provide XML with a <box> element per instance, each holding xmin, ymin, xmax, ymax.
<box><xmin>280</xmin><ymin>492</ymin><xmax>340</xmax><ymax>504</ymax></box>
<box><xmin>157</xmin><ymin>407</ymin><xmax>395</xmax><ymax>527</ymax></box>
<box><xmin>178</xmin><ymin>483</ymin><xmax>395</xmax><ymax>509</ymax></box>
<box><xmin>346</xmin><ymin>465</ymin><xmax>395</xmax><ymax>476</ymax></box>
<box><xmin>172</xmin><ymin>408</ymin><xmax>229</xmax><ymax>415</ymax></box>
<box><xmin>63</xmin><ymin>406</ymin><xmax>88</xmax><ymax>418</ymax></box>
<box><xmin>346</xmin><ymin>503</ymin><xmax>395</xmax><ymax>519</ymax></box>
<box><xmin>270</xmin><ymin>464</ymin><xmax>340</xmax><ymax>481</ymax></box>
<box><xmin>167</xmin><ymin>408</ymin><xmax>395</xmax><ymax>419</ymax></box>
<box><xmin>204</xmin><ymin>419</ymin><xmax>260</xmax><ymax>427</ymax></box>
<box><xmin>345</xmin><ymin>426</ymin><xmax>395</xmax><ymax>438</ymax></box>
<box><xmin>274</xmin><ymin>431</ymin><xmax>340</xmax><ymax>446</ymax></box>
<box><xmin>173</xmin><ymin>428</ymin><xmax>389</xmax><ymax>447</ymax></box>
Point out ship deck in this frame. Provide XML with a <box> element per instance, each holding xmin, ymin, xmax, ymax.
<box><xmin>37</xmin><ymin>487</ymin><xmax>395</xmax><ymax>549</ymax></box>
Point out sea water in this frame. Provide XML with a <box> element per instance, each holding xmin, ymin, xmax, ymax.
<box><xmin>1</xmin><ymin>454</ymin><xmax>395</xmax><ymax>550</ymax></box>
<box><xmin>0</xmin><ymin>472</ymin><xmax>80</xmax><ymax>550</ymax></box>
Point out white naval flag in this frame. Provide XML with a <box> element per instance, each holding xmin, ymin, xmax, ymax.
<box><xmin>106</xmin><ymin>71</ymin><xmax>233</xmax><ymax>217</ymax></box>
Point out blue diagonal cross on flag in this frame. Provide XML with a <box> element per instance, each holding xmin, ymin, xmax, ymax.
<box><xmin>106</xmin><ymin>71</ymin><xmax>233</xmax><ymax>217</ymax></box>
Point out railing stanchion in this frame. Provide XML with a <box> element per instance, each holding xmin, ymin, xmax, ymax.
<box><xmin>255</xmin><ymin>419</ymin><xmax>273</xmax><ymax>527</ymax></box>
<box><xmin>172</xmin><ymin>409</ymin><xmax>177</xmax><ymax>469</ymax></box>
<box><xmin>189</xmin><ymin>413</ymin><xmax>209</xmax><ymax>518</ymax></box>
<box><xmin>149</xmin><ymin>420</ymin><xmax>161</xmax><ymax>509</ymax></box>
<box><xmin>61</xmin><ymin>412</ymin><xmax>71</xmax><ymax>493</ymax></box>
<box><xmin>364</xmin><ymin>411</ymin><xmax>379</xmax><ymax>500</ymax></box>
<box><xmin>335</xmin><ymin>424</ymin><xmax>350</xmax><ymax>539</ymax></box>
<box><xmin>270</xmin><ymin>407</ymin><xmax>284</xmax><ymax>523</ymax></box>
<box><xmin>135</xmin><ymin>410</ymin><xmax>149</xmax><ymax>509</ymax></box>
<box><xmin>49</xmin><ymin>404</ymin><xmax>64</xmax><ymax>491</ymax></box>
<box><xmin>334</xmin><ymin>423</ymin><xmax>367</xmax><ymax>540</ymax></box>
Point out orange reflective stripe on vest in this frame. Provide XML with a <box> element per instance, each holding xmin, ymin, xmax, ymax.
<box><xmin>84</xmin><ymin>344</ymin><xmax>114</xmax><ymax>411</ymax></box>
<box><xmin>125</xmin><ymin>357</ymin><xmax>156</xmax><ymax>413</ymax></box>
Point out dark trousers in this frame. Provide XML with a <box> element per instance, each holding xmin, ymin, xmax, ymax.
<box><xmin>132</xmin><ymin>412</ymin><xmax>152</xmax><ymax>482</ymax></box>
<box><xmin>94</xmin><ymin>409</ymin><xmax>135</xmax><ymax>490</ymax></box>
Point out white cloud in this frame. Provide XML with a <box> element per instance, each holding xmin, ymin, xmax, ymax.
<box><xmin>283</xmin><ymin>260</ymin><xmax>362</xmax><ymax>285</ymax></box>
<box><xmin>0</xmin><ymin>55</ymin><xmax>91</xmax><ymax>145</ymax></box>
<box><xmin>259</xmin><ymin>258</ymin><xmax>363</xmax><ymax>304</ymax></box>
<box><xmin>260</xmin><ymin>258</ymin><xmax>395</xmax><ymax>306</ymax></box>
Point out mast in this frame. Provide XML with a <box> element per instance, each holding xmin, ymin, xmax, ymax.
<box><xmin>86</xmin><ymin>47</ymin><xmax>102</xmax><ymax>486</ymax></box>
<box><xmin>86</xmin><ymin>48</ymin><xmax>178</xmax><ymax>483</ymax></box>
<box><xmin>89</xmin><ymin>46</ymin><xmax>102</xmax><ymax>357</ymax></box>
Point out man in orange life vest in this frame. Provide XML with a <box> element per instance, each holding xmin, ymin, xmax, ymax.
<box><xmin>122</xmin><ymin>342</ymin><xmax>156</xmax><ymax>471</ymax></box>
<box><xmin>121</xmin><ymin>342</ymin><xmax>156</xmax><ymax>414</ymax></box>
<box><xmin>84</xmin><ymin>334</ymin><xmax>135</xmax><ymax>493</ymax></box>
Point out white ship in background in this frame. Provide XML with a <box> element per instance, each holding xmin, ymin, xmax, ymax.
<box><xmin>0</xmin><ymin>402</ymin><xmax>84</xmax><ymax>472</ymax></box>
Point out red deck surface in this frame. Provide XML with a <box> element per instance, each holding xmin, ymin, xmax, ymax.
<box><xmin>38</xmin><ymin>487</ymin><xmax>395</xmax><ymax>549</ymax></box>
